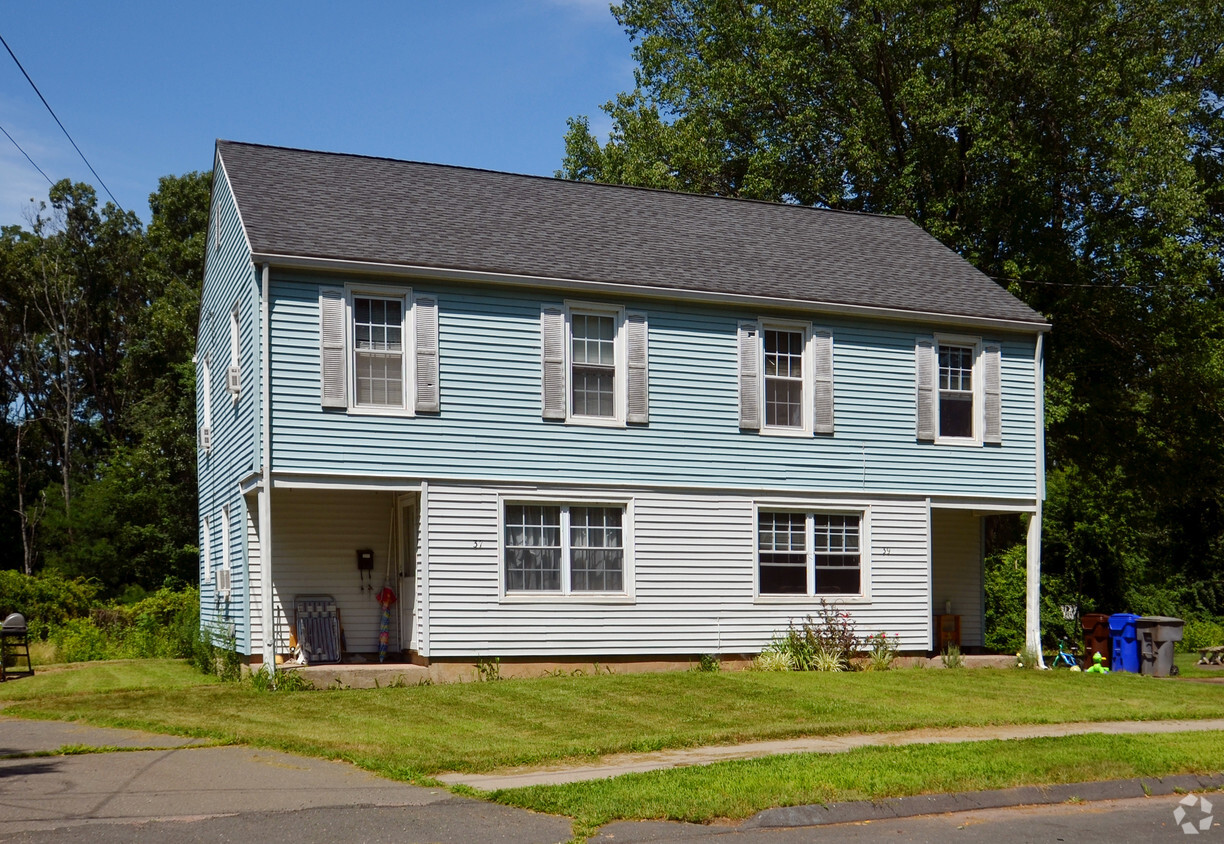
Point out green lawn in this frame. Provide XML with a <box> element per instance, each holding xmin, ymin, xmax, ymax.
<box><xmin>0</xmin><ymin>659</ymin><xmax>216</xmax><ymax>702</ymax></box>
<box><xmin>4</xmin><ymin>660</ymin><xmax>1224</xmax><ymax>784</ymax></box>
<box><xmin>493</xmin><ymin>730</ymin><xmax>1224</xmax><ymax>833</ymax></box>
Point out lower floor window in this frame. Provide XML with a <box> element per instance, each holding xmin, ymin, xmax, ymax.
<box><xmin>505</xmin><ymin>503</ymin><xmax>624</xmax><ymax>594</ymax></box>
<box><xmin>758</xmin><ymin>510</ymin><xmax>862</xmax><ymax>596</ymax></box>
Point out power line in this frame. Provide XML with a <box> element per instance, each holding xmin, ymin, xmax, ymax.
<box><xmin>0</xmin><ymin>120</ymin><xmax>53</xmax><ymax>186</ymax></box>
<box><xmin>0</xmin><ymin>31</ymin><xmax>125</xmax><ymax>213</ymax></box>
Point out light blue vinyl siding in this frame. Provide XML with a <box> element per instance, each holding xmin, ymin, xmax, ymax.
<box><xmin>197</xmin><ymin>160</ymin><xmax>259</xmax><ymax>652</ymax></box>
<box><xmin>269</xmin><ymin>273</ymin><xmax>1039</xmax><ymax>499</ymax></box>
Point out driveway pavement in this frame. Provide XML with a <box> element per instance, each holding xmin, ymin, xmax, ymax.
<box><xmin>0</xmin><ymin>716</ymin><xmax>571</xmax><ymax>842</ymax></box>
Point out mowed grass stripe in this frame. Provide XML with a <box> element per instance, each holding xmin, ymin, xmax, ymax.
<box><xmin>5</xmin><ymin>661</ymin><xmax>1224</xmax><ymax>780</ymax></box>
<box><xmin>491</xmin><ymin>731</ymin><xmax>1224</xmax><ymax>829</ymax></box>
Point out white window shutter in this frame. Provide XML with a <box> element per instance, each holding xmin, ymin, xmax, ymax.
<box><xmin>541</xmin><ymin>306</ymin><xmax>566</xmax><ymax>419</ymax></box>
<box><xmin>415</xmin><ymin>296</ymin><xmax>440</xmax><ymax>413</ymax></box>
<box><xmin>626</xmin><ymin>311</ymin><xmax>649</xmax><ymax>424</ymax></box>
<box><xmin>983</xmin><ymin>343</ymin><xmax>1002</xmax><ymax>444</ymax></box>
<box><xmin>319</xmin><ymin>288</ymin><xmax>347</xmax><ymax>408</ymax></box>
<box><xmin>813</xmin><ymin>329</ymin><xmax>835</xmax><ymax>434</ymax></box>
<box><xmin>738</xmin><ymin>321</ymin><xmax>761</xmax><ymax>430</ymax></box>
<box><xmin>915</xmin><ymin>338</ymin><xmax>936</xmax><ymax>441</ymax></box>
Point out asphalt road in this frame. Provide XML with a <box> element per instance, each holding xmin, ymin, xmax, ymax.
<box><xmin>595</xmin><ymin>793</ymin><xmax>1220</xmax><ymax>842</ymax></box>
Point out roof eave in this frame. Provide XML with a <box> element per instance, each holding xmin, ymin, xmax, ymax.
<box><xmin>250</xmin><ymin>251</ymin><xmax>1051</xmax><ymax>334</ymax></box>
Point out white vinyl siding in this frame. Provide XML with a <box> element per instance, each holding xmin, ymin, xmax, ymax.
<box><xmin>421</xmin><ymin>482</ymin><xmax>941</xmax><ymax>657</ymax></box>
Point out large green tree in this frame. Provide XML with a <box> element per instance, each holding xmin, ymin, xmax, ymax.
<box><xmin>0</xmin><ymin>172</ymin><xmax>211</xmax><ymax>591</ymax></box>
<box><xmin>563</xmin><ymin>0</ymin><xmax>1224</xmax><ymax>615</ymax></box>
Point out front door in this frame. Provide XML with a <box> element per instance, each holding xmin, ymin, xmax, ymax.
<box><xmin>397</xmin><ymin>497</ymin><xmax>418</xmax><ymax>652</ymax></box>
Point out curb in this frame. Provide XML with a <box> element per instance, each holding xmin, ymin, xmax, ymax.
<box><xmin>743</xmin><ymin>772</ymin><xmax>1224</xmax><ymax>829</ymax></box>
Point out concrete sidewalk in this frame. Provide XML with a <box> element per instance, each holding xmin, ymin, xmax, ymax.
<box><xmin>438</xmin><ymin>717</ymin><xmax>1224</xmax><ymax>791</ymax></box>
<box><xmin>0</xmin><ymin>716</ymin><xmax>571</xmax><ymax>842</ymax></box>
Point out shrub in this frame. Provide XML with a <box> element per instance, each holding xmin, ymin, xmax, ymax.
<box><xmin>941</xmin><ymin>642</ymin><xmax>965</xmax><ymax>669</ymax></box>
<box><xmin>695</xmin><ymin>653</ymin><xmax>721</xmax><ymax>672</ymax></box>
<box><xmin>51</xmin><ymin>618</ymin><xmax>111</xmax><ymax>662</ymax></box>
<box><xmin>810</xmin><ymin>647</ymin><xmax>845</xmax><ymax>672</ymax></box>
<box><xmin>866</xmin><ymin>632</ymin><xmax>900</xmax><ymax>671</ymax></box>
<box><xmin>769</xmin><ymin>602</ymin><xmax>864</xmax><ymax>671</ymax></box>
<box><xmin>1180</xmin><ymin>618</ymin><xmax>1224</xmax><ymax>653</ymax></box>
<box><xmin>0</xmin><ymin>571</ymin><xmax>99</xmax><ymax>640</ymax></box>
<box><xmin>752</xmin><ymin>647</ymin><xmax>795</xmax><ymax>672</ymax></box>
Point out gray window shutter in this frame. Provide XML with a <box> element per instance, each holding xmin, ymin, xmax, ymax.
<box><xmin>541</xmin><ymin>306</ymin><xmax>566</xmax><ymax>420</ymax></box>
<box><xmin>626</xmin><ymin>311</ymin><xmax>649</xmax><ymax>425</ymax></box>
<box><xmin>915</xmin><ymin>338</ymin><xmax>936</xmax><ymax>441</ymax></box>
<box><xmin>738</xmin><ymin>321</ymin><xmax>761</xmax><ymax>430</ymax></box>
<box><xmin>319</xmin><ymin>288</ymin><xmax>347</xmax><ymax>408</ymax></box>
<box><xmin>813</xmin><ymin>329</ymin><xmax>834</xmax><ymax>435</ymax></box>
<box><xmin>415</xmin><ymin>296</ymin><xmax>440</xmax><ymax>413</ymax></box>
<box><xmin>983</xmin><ymin>343</ymin><xmax>1002</xmax><ymax>444</ymax></box>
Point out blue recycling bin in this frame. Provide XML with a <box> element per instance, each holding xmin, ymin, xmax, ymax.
<box><xmin>1109</xmin><ymin>613</ymin><xmax>1141</xmax><ymax>673</ymax></box>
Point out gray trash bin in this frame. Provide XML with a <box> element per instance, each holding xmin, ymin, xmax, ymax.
<box><xmin>1136</xmin><ymin>616</ymin><xmax>1184</xmax><ymax>677</ymax></box>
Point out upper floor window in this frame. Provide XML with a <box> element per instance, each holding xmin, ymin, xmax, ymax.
<box><xmin>540</xmin><ymin>303</ymin><xmax>648</xmax><ymax>426</ymax></box>
<box><xmin>758</xmin><ymin>510</ymin><xmax>863</xmax><ymax>597</ymax></box>
<box><xmin>353</xmin><ymin>295</ymin><xmax>405</xmax><ymax>408</ymax></box>
<box><xmin>738</xmin><ymin>321</ymin><xmax>834</xmax><ymax>435</ymax></box>
<box><xmin>916</xmin><ymin>335</ymin><xmax>1001</xmax><ymax>445</ymax></box>
<box><xmin>503</xmin><ymin>502</ymin><xmax>627</xmax><ymax>595</ymax></box>
<box><xmin>571</xmin><ymin>311</ymin><xmax>617</xmax><ymax>418</ymax></box>
<box><xmin>319</xmin><ymin>286</ymin><xmax>439</xmax><ymax>415</ymax></box>
<box><xmin>938</xmin><ymin>343</ymin><xmax>974</xmax><ymax>439</ymax></box>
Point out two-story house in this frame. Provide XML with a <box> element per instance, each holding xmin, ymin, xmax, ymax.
<box><xmin>197</xmin><ymin>141</ymin><xmax>1049</xmax><ymax>670</ymax></box>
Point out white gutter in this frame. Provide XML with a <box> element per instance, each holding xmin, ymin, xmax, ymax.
<box><xmin>250</xmin><ymin>252</ymin><xmax>1051</xmax><ymax>336</ymax></box>
<box><xmin>259</xmin><ymin>263</ymin><xmax>275</xmax><ymax>671</ymax></box>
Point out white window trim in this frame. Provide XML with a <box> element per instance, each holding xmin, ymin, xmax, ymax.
<box><xmin>498</xmin><ymin>493</ymin><xmax>636</xmax><ymax>603</ymax></box>
<box><xmin>199</xmin><ymin>356</ymin><xmax>212</xmax><ymax>452</ymax></box>
<box><xmin>344</xmin><ymin>282</ymin><xmax>415</xmax><ymax>417</ymax></box>
<box><xmin>220</xmin><ymin>504</ymin><xmax>231</xmax><ymax>582</ymax></box>
<box><xmin>228</xmin><ymin>304</ymin><xmax>241</xmax><ymax>402</ymax></box>
<box><xmin>934</xmin><ymin>333</ymin><xmax>983</xmax><ymax>447</ymax></box>
<box><xmin>753</xmin><ymin>502</ymin><xmax>871</xmax><ymax>603</ymax></box>
<box><xmin>562</xmin><ymin>301</ymin><xmax>627</xmax><ymax>427</ymax></box>
<box><xmin>202</xmin><ymin>515</ymin><xmax>212</xmax><ymax>582</ymax></box>
<box><xmin>759</xmin><ymin>319</ymin><xmax>814</xmax><ymax>437</ymax></box>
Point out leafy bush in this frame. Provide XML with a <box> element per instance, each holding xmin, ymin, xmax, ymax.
<box><xmin>0</xmin><ymin>571</ymin><xmax>99</xmax><ymax>640</ymax></box>
<box><xmin>695</xmin><ymin>653</ymin><xmax>721</xmax><ymax>672</ymax></box>
<box><xmin>866</xmin><ymin>632</ymin><xmax>900</xmax><ymax>671</ymax></box>
<box><xmin>1180</xmin><ymin>618</ymin><xmax>1224</xmax><ymax>653</ymax></box>
<box><xmin>51</xmin><ymin>618</ymin><xmax>110</xmax><ymax>662</ymax></box>
<box><xmin>751</xmin><ymin>647</ymin><xmax>795</xmax><ymax>672</ymax></box>
<box><xmin>768</xmin><ymin>602</ymin><xmax>864</xmax><ymax>671</ymax></box>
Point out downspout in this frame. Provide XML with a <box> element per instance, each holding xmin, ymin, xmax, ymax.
<box><xmin>1026</xmin><ymin>333</ymin><xmax>1046</xmax><ymax>667</ymax></box>
<box><xmin>259</xmin><ymin>263</ymin><xmax>275</xmax><ymax>671</ymax></box>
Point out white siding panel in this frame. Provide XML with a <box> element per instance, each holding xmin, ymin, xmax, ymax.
<box><xmin>931</xmin><ymin>509</ymin><xmax>984</xmax><ymax>647</ymax></box>
<box><xmin>270</xmin><ymin>489</ymin><xmax>403</xmax><ymax>654</ymax></box>
<box><xmin>423</xmin><ymin>483</ymin><xmax>935</xmax><ymax>657</ymax></box>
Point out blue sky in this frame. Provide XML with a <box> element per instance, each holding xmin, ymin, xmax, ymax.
<box><xmin>0</xmin><ymin>1</ymin><xmax>633</xmax><ymax>227</ymax></box>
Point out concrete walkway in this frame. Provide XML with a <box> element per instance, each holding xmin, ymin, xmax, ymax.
<box><xmin>0</xmin><ymin>716</ymin><xmax>571</xmax><ymax>842</ymax></box>
<box><xmin>438</xmin><ymin>717</ymin><xmax>1224</xmax><ymax>791</ymax></box>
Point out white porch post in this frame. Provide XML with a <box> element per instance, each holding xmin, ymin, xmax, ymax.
<box><xmin>260</xmin><ymin>263</ymin><xmax>276</xmax><ymax>671</ymax></box>
<box><xmin>1026</xmin><ymin>504</ymin><xmax>1045</xmax><ymax>667</ymax></box>
<box><xmin>1027</xmin><ymin>332</ymin><xmax>1046</xmax><ymax>667</ymax></box>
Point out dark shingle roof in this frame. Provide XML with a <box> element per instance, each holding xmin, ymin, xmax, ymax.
<box><xmin>217</xmin><ymin>141</ymin><xmax>1046</xmax><ymax>327</ymax></box>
